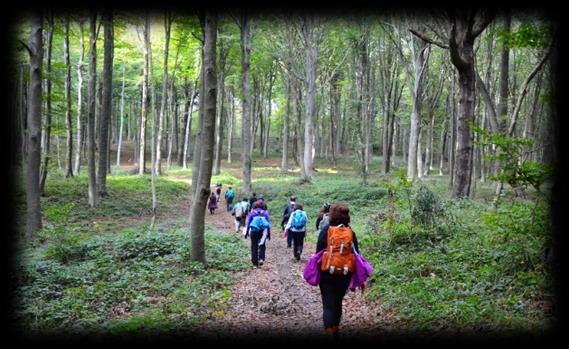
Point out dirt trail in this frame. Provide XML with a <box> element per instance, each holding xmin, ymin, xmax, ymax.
<box><xmin>196</xmin><ymin>187</ymin><xmax>393</xmax><ymax>339</ymax></box>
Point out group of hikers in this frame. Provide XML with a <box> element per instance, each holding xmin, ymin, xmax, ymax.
<box><xmin>213</xmin><ymin>183</ymin><xmax>361</xmax><ymax>338</ymax></box>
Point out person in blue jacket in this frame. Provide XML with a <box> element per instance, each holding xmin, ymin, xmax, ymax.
<box><xmin>244</xmin><ymin>200</ymin><xmax>271</xmax><ymax>267</ymax></box>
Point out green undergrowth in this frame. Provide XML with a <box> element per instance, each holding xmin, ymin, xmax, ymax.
<box><xmin>14</xmin><ymin>224</ymin><xmax>249</xmax><ymax>335</ymax></box>
<box><xmin>250</xmin><ymin>166</ymin><xmax>553</xmax><ymax>332</ymax></box>
<box><xmin>41</xmin><ymin>172</ymin><xmax>190</xmax><ymax>229</ymax></box>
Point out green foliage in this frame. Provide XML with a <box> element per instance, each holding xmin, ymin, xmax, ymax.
<box><xmin>42</xmin><ymin>173</ymin><xmax>189</xmax><ymax>226</ymax></box>
<box><xmin>38</xmin><ymin>203</ymin><xmax>85</xmax><ymax>264</ymax></box>
<box><xmin>15</xmin><ymin>227</ymin><xmax>248</xmax><ymax>334</ymax></box>
<box><xmin>496</xmin><ymin>21</ymin><xmax>552</xmax><ymax>49</ymax></box>
<box><xmin>411</xmin><ymin>185</ymin><xmax>444</xmax><ymax>227</ymax></box>
<box><xmin>472</xmin><ymin>124</ymin><xmax>552</xmax><ymax>194</ymax></box>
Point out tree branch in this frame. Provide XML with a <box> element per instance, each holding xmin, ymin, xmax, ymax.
<box><xmin>19</xmin><ymin>39</ymin><xmax>33</xmax><ymax>57</ymax></box>
<box><xmin>471</xmin><ymin>10</ymin><xmax>495</xmax><ymax>39</ymax></box>
<box><xmin>508</xmin><ymin>41</ymin><xmax>553</xmax><ymax>136</ymax></box>
<box><xmin>409</xmin><ymin>28</ymin><xmax>449</xmax><ymax>49</ymax></box>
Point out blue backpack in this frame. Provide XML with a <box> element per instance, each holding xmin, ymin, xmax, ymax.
<box><xmin>250</xmin><ymin>213</ymin><xmax>270</xmax><ymax>232</ymax></box>
<box><xmin>291</xmin><ymin>210</ymin><xmax>307</xmax><ymax>230</ymax></box>
<box><xmin>226</xmin><ymin>190</ymin><xmax>235</xmax><ymax>200</ymax></box>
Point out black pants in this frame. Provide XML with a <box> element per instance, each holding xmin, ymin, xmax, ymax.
<box><xmin>249</xmin><ymin>230</ymin><xmax>266</xmax><ymax>266</ymax></box>
<box><xmin>290</xmin><ymin>230</ymin><xmax>306</xmax><ymax>259</ymax></box>
<box><xmin>226</xmin><ymin>198</ymin><xmax>233</xmax><ymax>211</ymax></box>
<box><xmin>286</xmin><ymin>229</ymin><xmax>293</xmax><ymax>247</ymax></box>
<box><xmin>318</xmin><ymin>272</ymin><xmax>351</xmax><ymax>329</ymax></box>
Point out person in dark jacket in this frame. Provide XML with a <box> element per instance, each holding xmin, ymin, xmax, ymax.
<box><xmin>207</xmin><ymin>192</ymin><xmax>218</xmax><ymax>214</ymax></box>
<box><xmin>281</xmin><ymin>195</ymin><xmax>297</xmax><ymax>248</ymax></box>
<box><xmin>316</xmin><ymin>203</ymin><xmax>359</xmax><ymax>337</ymax></box>
<box><xmin>249</xmin><ymin>192</ymin><xmax>257</xmax><ymax>209</ymax></box>
<box><xmin>315</xmin><ymin>203</ymin><xmax>331</xmax><ymax>232</ymax></box>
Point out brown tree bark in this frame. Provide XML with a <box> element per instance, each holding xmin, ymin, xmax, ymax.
<box><xmin>97</xmin><ymin>10</ymin><xmax>113</xmax><ymax>198</ymax></box>
<box><xmin>24</xmin><ymin>11</ymin><xmax>43</xmax><ymax>239</ymax></box>
<box><xmin>39</xmin><ymin>14</ymin><xmax>53</xmax><ymax>195</ymax></box>
<box><xmin>87</xmin><ymin>13</ymin><xmax>98</xmax><ymax>207</ymax></box>
<box><xmin>240</xmin><ymin>12</ymin><xmax>252</xmax><ymax>195</ymax></box>
<box><xmin>63</xmin><ymin>15</ymin><xmax>73</xmax><ymax>178</ymax></box>
<box><xmin>189</xmin><ymin>10</ymin><xmax>217</xmax><ymax>264</ymax></box>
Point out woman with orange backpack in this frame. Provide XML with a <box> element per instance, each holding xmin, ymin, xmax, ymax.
<box><xmin>316</xmin><ymin>203</ymin><xmax>360</xmax><ymax>337</ymax></box>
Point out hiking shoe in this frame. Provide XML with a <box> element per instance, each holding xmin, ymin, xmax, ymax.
<box><xmin>259</xmin><ymin>259</ymin><xmax>264</xmax><ymax>266</ymax></box>
<box><xmin>295</xmin><ymin>255</ymin><xmax>301</xmax><ymax>261</ymax></box>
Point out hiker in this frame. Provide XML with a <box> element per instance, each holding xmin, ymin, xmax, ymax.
<box><xmin>316</xmin><ymin>203</ymin><xmax>360</xmax><ymax>337</ymax></box>
<box><xmin>256</xmin><ymin>194</ymin><xmax>268</xmax><ymax>210</ymax></box>
<box><xmin>208</xmin><ymin>192</ymin><xmax>218</xmax><ymax>214</ymax></box>
<box><xmin>315</xmin><ymin>203</ymin><xmax>331</xmax><ymax>233</ymax></box>
<box><xmin>215</xmin><ymin>183</ymin><xmax>222</xmax><ymax>202</ymax></box>
<box><xmin>245</xmin><ymin>201</ymin><xmax>271</xmax><ymax>267</ymax></box>
<box><xmin>231</xmin><ymin>197</ymin><xmax>248</xmax><ymax>233</ymax></box>
<box><xmin>281</xmin><ymin>195</ymin><xmax>297</xmax><ymax>248</ymax></box>
<box><xmin>249</xmin><ymin>192</ymin><xmax>257</xmax><ymax>209</ymax></box>
<box><xmin>284</xmin><ymin>203</ymin><xmax>308</xmax><ymax>261</ymax></box>
<box><xmin>225</xmin><ymin>186</ymin><xmax>235</xmax><ymax>211</ymax></box>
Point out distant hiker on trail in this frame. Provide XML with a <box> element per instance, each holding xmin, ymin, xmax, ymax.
<box><xmin>315</xmin><ymin>203</ymin><xmax>331</xmax><ymax>232</ymax></box>
<box><xmin>231</xmin><ymin>197</ymin><xmax>248</xmax><ymax>234</ymax></box>
<box><xmin>284</xmin><ymin>203</ymin><xmax>308</xmax><ymax>261</ymax></box>
<box><xmin>245</xmin><ymin>200</ymin><xmax>271</xmax><ymax>267</ymax></box>
<box><xmin>281</xmin><ymin>195</ymin><xmax>297</xmax><ymax>248</ymax></box>
<box><xmin>249</xmin><ymin>192</ymin><xmax>257</xmax><ymax>209</ymax></box>
<box><xmin>316</xmin><ymin>203</ymin><xmax>360</xmax><ymax>337</ymax></box>
<box><xmin>225</xmin><ymin>186</ymin><xmax>235</xmax><ymax>211</ymax></box>
<box><xmin>208</xmin><ymin>192</ymin><xmax>218</xmax><ymax>214</ymax></box>
<box><xmin>215</xmin><ymin>183</ymin><xmax>222</xmax><ymax>202</ymax></box>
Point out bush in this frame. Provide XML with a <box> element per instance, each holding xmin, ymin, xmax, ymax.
<box><xmin>411</xmin><ymin>185</ymin><xmax>444</xmax><ymax>227</ymax></box>
<box><xmin>38</xmin><ymin>203</ymin><xmax>85</xmax><ymax>264</ymax></box>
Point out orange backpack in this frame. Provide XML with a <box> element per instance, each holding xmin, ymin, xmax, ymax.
<box><xmin>320</xmin><ymin>225</ymin><xmax>355</xmax><ymax>275</ymax></box>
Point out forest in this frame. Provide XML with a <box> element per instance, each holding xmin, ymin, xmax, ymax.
<box><xmin>7</xmin><ymin>6</ymin><xmax>558</xmax><ymax>341</ymax></box>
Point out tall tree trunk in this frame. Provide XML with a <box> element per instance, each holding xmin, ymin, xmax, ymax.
<box><xmin>281</xmin><ymin>72</ymin><xmax>291</xmax><ymax>172</ymax></box>
<box><xmin>240</xmin><ymin>12</ymin><xmax>252</xmax><ymax>195</ymax></box>
<box><xmin>295</xmin><ymin>78</ymin><xmax>304</xmax><ymax>169</ymax></box>
<box><xmin>97</xmin><ymin>10</ymin><xmax>113</xmax><ymax>198</ymax></box>
<box><xmin>191</xmin><ymin>52</ymin><xmax>205</xmax><ymax>200</ymax></box>
<box><xmin>117</xmin><ymin>66</ymin><xmax>125</xmax><ymax>166</ymax></box>
<box><xmin>156</xmin><ymin>11</ymin><xmax>172</xmax><ymax>176</ymax></box>
<box><xmin>496</xmin><ymin>12</ymin><xmax>510</xmax><ymax>129</ymax></box>
<box><xmin>183</xmin><ymin>84</ymin><xmax>196</xmax><ymax>169</ymax></box>
<box><xmin>73</xmin><ymin>17</ymin><xmax>84</xmax><ymax>176</ymax></box>
<box><xmin>178</xmin><ymin>80</ymin><xmax>190</xmax><ymax>167</ymax></box>
<box><xmin>139</xmin><ymin>14</ymin><xmax>150</xmax><ymax>175</ymax></box>
<box><xmin>64</xmin><ymin>15</ymin><xmax>74</xmax><ymax>178</ymax></box>
<box><xmin>213</xmin><ymin>43</ymin><xmax>228</xmax><ymax>175</ymax></box>
<box><xmin>263</xmin><ymin>68</ymin><xmax>275</xmax><ymax>159</ymax></box>
<box><xmin>39</xmin><ymin>14</ymin><xmax>53</xmax><ymax>195</ymax></box>
<box><xmin>417</xmin><ymin>126</ymin><xmax>423</xmax><ymax>179</ymax></box>
<box><xmin>424</xmin><ymin>113</ymin><xmax>434</xmax><ymax>176</ymax></box>
<box><xmin>227</xmin><ymin>88</ymin><xmax>234</xmax><ymax>163</ymax></box>
<box><xmin>448</xmin><ymin>81</ymin><xmax>456</xmax><ymax>189</ymax></box>
<box><xmin>406</xmin><ymin>38</ymin><xmax>429</xmax><ymax>180</ymax></box>
<box><xmin>449</xmin><ymin>13</ymin><xmax>490</xmax><ymax>198</ymax></box>
<box><xmin>167</xmin><ymin>81</ymin><xmax>175</xmax><ymax>168</ymax></box>
<box><xmin>25</xmin><ymin>11</ymin><xmax>43</xmax><ymax>239</ymax></box>
<box><xmin>439</xmin><ymin>115</ymin><xmax>447</xmax><ymax>176</ymax></box>
<box><xmin>301</xmin><ymin>15</ymin><xmax>317</xmax><ymax>182</ymax></box>
<box><xmin>87</xmin><ymin>13</ymin><xmax>98</xmax><ymax>207</ymax></box>
<box><xmin>189</xmin><ymin>10</ymin><xmax>217</xmax><ymax>264</ymax></box>
<box><xmin>330</xmin><ymin>72</ymin><xmax>340</xmax><ymax>168</ymax></box>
